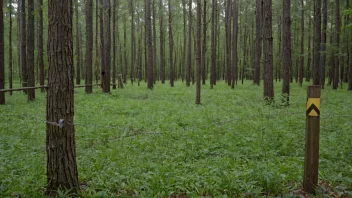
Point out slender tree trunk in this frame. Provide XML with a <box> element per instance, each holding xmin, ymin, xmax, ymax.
<box><xmin>21</xmin><ymin>0</ymin><xmax>27</xmax><ymax>92</ymax></box>
<box><xmin>196</xmin><ymin>0</ymin><xmax>201</xmax><ymax>104</ymax></box>
<box><xmin>123</xmin><ymin>21</ymin><xmax>127</xmax><ymax>83</ymax></box>
<box><xmin>225</xmin><ymin>0</ymin><xmax>232</xmax><ymax>86</ymax></box>
<box><xmin>146</xmin><ymin>0</ymin><xmax>153</xmax><ymax>89</ymax></box>
<box><xmin>320</xmin><ymin>0</ymin><xmax>327</xmax><ymax>88</ymax></box>
<box><xmin>254</xmin><ymin>0</ymin><xmax>262</xmax><ymax>85</ymax></box>
<box><xmin>182</xmin><ymin>0</ymin><xmax>187</xmax><ymax>82</ymax></box>
<box><xmin>99</xmin><ymin>0</ymin><xmax>104</xmax><ymax>87</ymax></box>
<box><xmin>46</xmin><ymin>0</ymin><xmax>79</xmax><ymax>193</ymax></box>
<box><xmin>307</xmin><ymin>15</ymin><xmax>312</xmax><ymax>82</ymax></box>
<box><xmin>8</xmin><ymin>0</ymin><xmax>13</xmax><ymax>95</ymax></box>
<box><xmin>102</xmin><ymin>0</ymin><xmax>111</xmax><ymax>93</ymax></box>
<box><xmin>313</xmin><ymin>0</ymin><xmax>321</xmax><ymax>85</ymax></box>
<box><xmin>95</xmin><ymin>0</ymin><xmax>99</xmax><ymax>84</ymax></box>
<box><xmin>211</xmin><ymin>0</ymin><xmax>217</xmax><ymax>88</ymax></box>
<box><xmin>75</xmin><ymin>0</ymin><xmax>81</xmax><ymax>85</ymax></box>
<box><xmin>159</xmin><ymin>0</ymin><xmax>165</xmax><ymax>84</ymax></box>
<box><xmin>333</xmin><ymin>0</ymin><xmax>340</xmax><ymax>89</ymax></box>
<box><xmin>38</xmin><ymin>0</ymin><xmax>44</xmax><ymax>92</ymax></box>
<box><xmin>131</xmin><ymin>0</ymin><xmax>135</xmax><ymax>84</ymax></box>
<box><xmin>112</xmin><ymin>0</ymin><xmax>117</xmax><ymax>89</ymax></box>
<box><xmin>202</xmin><ymin>0</ymin><xmax>207</xmax><ymax>85</ymax></box>
<box><xmin>0</xmin><ymin>0</ymin><xmax>3</xmax><ymax>104</ymax></box>
<box><xmin>186</xmin><ymin>0</ymin><xmax>192</xmax><ymax>87</ymax></box>
<box><xmin>263</xmin><ymin>0</ymin><xmax>274</xmax><ymax>100</ymax></box>
<box><xmin>27</xmin><ymin>0</ymin><xmax>35</xmax><ymax>100</ymax></box>
<box><xmin>152</xmin><ymin>0</ymin><xmax>157</xmax><ymax>83</ymax></box>
<box><xmin>231</xmin><ymin>0</ymin><xmax>238</xmax><ymax>89</ymax></box>
<box><xmin>168</xmin><ymin>0</ymin><xmax>174</xmax><ymax>87</ymax></box>
<box><xmin>85</xmin><ymin>0</ymin><xmax>93</xmax><ymax>93</ymax></box>
<box><xmin>299</xmin><ymin>0</ymin><xmax>305</xmax><ymax>86</ymax></box>
<box><xmin>282</xmin><ymin>0</ymin><xmax>291</xmax><ymax>103</ymax></box>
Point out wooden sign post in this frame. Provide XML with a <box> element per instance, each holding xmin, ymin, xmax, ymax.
<box><xmin>303</xmin><ymin>85</ymin><xmax>321</xmax><ymax>194</ymax></box>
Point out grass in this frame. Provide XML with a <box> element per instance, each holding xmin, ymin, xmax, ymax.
<box><xmin>0</xmin><ymin>80</ymin><xmax>352</xmax><ymax>197</ymax></box>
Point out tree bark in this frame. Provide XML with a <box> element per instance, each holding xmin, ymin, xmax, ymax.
<box><xmin>0</xmin><ymin>0</ymin><xmax>4</xmax><ymax>104</ymax></box>
<box><xmin>38</xmin><ymin>0</ymin><xmax>44</xmax><ymax>92</ymax></box>
<box><xmin>282</xmin><ymin>0</ymin><xmax>291</xmax><ymax>103</ymax></box>
<box><xmin>299</xmin><ymin>0</ymin><xmax>305</xmax><ymax>86</ymax></box>
<box><xmin>112</xmin><ymin>0</ymin><xmax>117</xmax><ymax>89</ymax></box>
<box><xmin>263</xmin><ymin>0</ymin><xmax>274</xmax><ymax>100</ymax></box>
<box><xmin>85</xmin><ymin>0</ymin><xmax>93</xmax><ymax>93</ymax></box>
<box><xmin>186</xmin><ymin>0</ymin><xmax>192</xmax><ymax>87</ymax></box>
<box><xmin>196</xmin><ymin>0</ymin><xmax>201</xmax><ymax>104</ymax></box>
<box><xmin>131</xmin><ymin>0</ymin><xmax>135</xmax><ymax>84</ymax></box>
<box><xmin>102</xmin><ymin>0</ymin><xmax>111</xmax><ymax>93</ymax></box>
<box><xmin>202</xmin><ymin>0</ymin><xmax>207</xmax><ymax>85</ymax></box>
<box><xmin>307</xmin><ymin>14</ymin><xmax>312</xmax><ymax>82</ymax></box>
<box><xmin>95</xmin><ymin>0</ymin><xmax>99</xmax><ymax>84</ymax></box>
<box><xmin>333</xmin><ymin>0</ymin><xmax>340</xmax><ymax>89</ymax></box>
<box><xmin>8</xmin><ymin>0</ymin><xmax>13</xmax><ymax>95</ymax></box>
<box><xmin>46</xmin><ymin>0</ymin><xmax>79</xmax><ymax>193</ymax></box>
<box><xmin>225</xmin><ymin>0</ymin><xmax>232</xmax><ymax>86</ymax></box>
<box><xmin>320</xmin><ymin>0</ymin><xmax>327</xmax><ymax>88</ymax></box>
<box><xmin>146</xmin><ymin>0</ymin><xmax>153</xmax><ymax>89</ymax></box>
<box><xmin>27</xmin><ymin>0</ymin><xmax>35</xmax><ymax>101</ymax></box>
<box><xmin>75</xmin><ymin>0</ymin><xmax>81</xmax><ymax>85</ymax></box>
<box><xmin>159</xmin><ymin>0</ymin><xmax>165</xmax><ymax>84</ymax></box>
<box><xmin>168</xmin><ymin>0</ymin><xmax>174</xmax><ymax>87</ymax></box>
<box><xmin>211</xmin><ymin>0</ymin><xmax>217</xmax><ymax>88</ymax></box>
<box><xmin>313</xmin><ymin>0</ymin><xmax>321</xmax><ymax>85</ymax></box>
<box><xmin>231</xmin><ymin>0</ymin><xmax>238</xmax><ymax>89</ymax></box>
<box><xmin>254</xmin><ymin>0</ymin><xmax>262</xmax><ymax>85</ymax></box>
<box><xmin>21</xmin><ymin>0</ymin><xmax>27</xmax><ymax>92</ymax></box>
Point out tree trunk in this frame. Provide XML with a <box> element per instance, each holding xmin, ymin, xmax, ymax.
<box><xmin>313</xmin><ymin>0</ymin><xmax>321</xmax><ymax>85</ymax></box>
<box><xmin>307</xmin><ymin>15</ymin><xmax>312</xmax><ymax>82</ymax></box>
<box><xmin>146</xmin><ymin>0</ymin><xmax>153</xmax><ymax>89</ymax></box>
<box><xmin>8</xmin><ymin>0</ymin><xmax>13</xmax><ymax>95</ymax></box>
<box><xmin>168</xmin><ymin>0</ymin><xmax>174</xmax><ymax>87</ymax></box>
<box><xmin>202</xmin><ymin>0</ymin><xmax>207</xmax><ymax>85</ymax></box>
<box><xmin>159</xmin><ymin>0</ymin><xmax>165</xmax><ymax>84</ymax></box>
<box><xmin>231</xmin><ymin>0</ymin><xmax>238</xmax><ymax>89</ymax></box>
<box><xmin>196</xmin><ymin>0</ymin><xmax>201</xmax><ymax>104</ymax></box>
<box><xmin>333</xmin><ymin>0</ymin><xmax>340</xmax><ymax>89</ymax></box>
<box><xmin>123</xmin><ymin>21</ymin><xmax>127</xmax><ymax>83</ymax></box>
<box><xmin>99</xmin><ymin>0</ymin><xmax>104</xmax><ymax>87</ymax></box>
<box><xmin>95</xmin><ymin>0</ymin><xmax>99</xmax><ymax>84</ymax></box>
<box><xmin>299</xmin><ymin>0</ymin><xmax>304</xmax><ymax>86</ymax></box>
<box><xmin>85</xmin><ymin>0</ymin><xmax>93</xmax><ymax>93</ymax></box>
<box><xmin>211</xmin><ymin>0</ymin><xmax>217</xmax><ymax>88</ymax></box>
<box><xmin>131</xmin><ymin>0</ymin><xmax>135</xmax><ymax>84</ymax></box>
<box><xmin>282</xmin><ymin>0</ymin><xmax>291</xmax><ymax>103</ymax></box>
<box><xmin>27</xmin><ymin>0</ymin><xmax>35</xmax><ymax>101</ymax></box>
<box><xmin>225</xmin><ymin>0</ymin><xmax>232</xmax><ymax>86</ymax></box>
<box><xmin>112</xmin><ymin>0</ymin><xmax>117</xmax><ymax>89</ymax></box>
<box><xmin>254</xmin><ymin>0</ymin><xmax>262</xmax><ymax>85</ymax></box>
<box><xmin>263</xmin><ymin>0</ymin><xmax>274</xmax><ymax>100</ymax></box>
<box><xmin>46</xmin><ymin>0</ymin><xmax>79</xmax><ymax>193</ymax></box>
<box><xmin>102</xmin><ymin>0</ymin><xmax>111</xmax><ymax>93</ymax></box>
<box><xmin>21</xmin><ymin>0</ymin><xmax>27</xmax><ymax>92</ymax></box>
<box><xmin>186</xmin><ymin>0</ymin><xmax>192</xmax><ymax>87</ymax></box>
<box><xmin>38</xmin><ymin>0</ymin><xmax>44</xmax><ymax>92</ymax></box>
<box><xmin>75</xmin><ymin>0</ymin><xmax>81</xmax><ymax>85</ymax></box>
<box><xmin>320</xmin><ymin>0</ymin><xmax>327</xmax><ymax>88</ymax></box>
<box><xmin>152</xmin><ymin>0</ymin><xmax>157</xmax><ymax>83</ymax></box>
<box><xmin>0</xmin><ymin>0</ymin><xmax>4</xmax><ymax>104</ymax></box>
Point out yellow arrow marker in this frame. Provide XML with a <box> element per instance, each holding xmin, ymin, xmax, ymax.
<box><xmin>306</xmin><ymin>98</ymin><xmax>321</xmax><ymax>117</ymax></box>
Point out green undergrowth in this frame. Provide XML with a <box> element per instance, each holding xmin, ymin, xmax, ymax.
<box><xmin>1</xmin><ymin>80</ymin><xmax>352</xmax><ymax>197</ymax></box>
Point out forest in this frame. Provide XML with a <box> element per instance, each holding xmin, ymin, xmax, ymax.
<box><xmin>0</xmin><ymin>0</ymin><xmax>352</xmax><ymax>197</ymax></box>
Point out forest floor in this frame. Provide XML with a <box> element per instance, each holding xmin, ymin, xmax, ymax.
<box><xmin>1</xmin><ymin>80</ymin><xmax>352</xmax><ymax>197</ymax></box>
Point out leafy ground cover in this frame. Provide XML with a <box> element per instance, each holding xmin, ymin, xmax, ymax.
<box><xmin>0</xmin><ymin>81</ymin><xmax>352</xmax><ymax>197</ymax></box>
